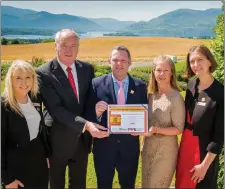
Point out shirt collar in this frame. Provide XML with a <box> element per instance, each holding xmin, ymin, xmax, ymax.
<box><xmin>57</xmin><ymin>57</ymin><xmax>75</xmax><ymax>72</ymax></box>
<box><xmin>112</xmin><ymin>74</ymin><xmax>129</xmax><ymax>84</ymax></box>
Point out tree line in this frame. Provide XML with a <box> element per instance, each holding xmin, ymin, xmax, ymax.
<box><xmin>1</xmin><ymin>38</ymin><xmax>55</xmax><ymax>45</ymax></box>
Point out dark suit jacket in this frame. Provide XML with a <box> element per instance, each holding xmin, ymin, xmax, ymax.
<box><xmin>1</xmin><ymin>94</ymin><xmax>49</xmax><ymax>185</ymax></box>
<box><xmin>36</xmin><ymin>58</ymin><xmax>95</xmax><ymax>160</ymax></box>
<box><xmin>92</xmin><ymin>73</ymin><xmax>148</xmax><ymax>153</ymax></box>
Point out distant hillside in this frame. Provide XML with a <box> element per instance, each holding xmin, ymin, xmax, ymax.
<box><xmin>1</xmin><ymin>6</ymin><xmax>222</xmax><ymax>37</ymax></box>
<box><xmin>2</xmin><ymin>6</ymin><xmax>135</xmax><ymax>32</ymax></box>
<box><xmin>2</xmin><ymin>5</ymin><xmax>37</xmax><ymax>17</ymax></box>
<box><xmin>87</xmin><ymin>18</ymin><xmax>136</xmax><ymax>31</ymax></box>
<box><xmin>125</xmin><ymin>8</ymin><xmax>222</xmax><ymax>37</ymax></box>
<box><xmin>2</xmin><ymin>6</ymin><xmax>103</xmax><ymax>32</ymax></box>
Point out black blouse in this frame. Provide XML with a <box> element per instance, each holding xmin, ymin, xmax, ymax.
<box><xmin>185</xmin><ymin>78</ymin><xmax>224</xmax><ymax>155</ymax></box>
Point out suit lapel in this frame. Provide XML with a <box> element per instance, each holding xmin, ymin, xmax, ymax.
<box><xmin>192</xmin><ymin>92</ymin><xmax>209</xmax><ymax>127</ymax></box>
<box><xmin>126</xmin><ymin>75</ymin><xmax>136</xmax><ymax>104</ymax></box>
<box><xmin>190</xmin><ymin>79</ymin><xmax>208</xmax><ymax>127</ymax></box>
<box><xmin>106</xmin><ymin>73</ymin><xmax>117</xmax><ymax>104</ymax></box>
<box><xmin>28</xmin><ymin>94</ymin><xmax>46</xmax><ymax>136</ymax></box>
<box><xmin>29</xmin><ymin>94</ymin><xmax>42</xmax><ymax>116</ymax></box>
<box><xmin>106</xmin><ymin>74</ymin><xmax>136</xmax><ymax>104</ymax></box>
<box><xmin>75</xmin><ymin>60</ymin><xmax>84</xmax><ymax>104</ymax></box>
<box><xmin>51</xmin><ymin>59</ymin><xmax>79</xmax><ymax>104</ymax></box>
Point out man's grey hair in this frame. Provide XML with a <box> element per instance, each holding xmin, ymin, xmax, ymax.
<box><xmin>55</xmin><ymin>29</ymin><xmax>80</xmax><ymax>44</ymax></box>
<box><xmin>111</xmin><ymin>45</ymin><xmax>131</xmax><ymax>60</ymax></box>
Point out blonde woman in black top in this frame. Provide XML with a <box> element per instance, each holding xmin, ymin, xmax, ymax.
<box><xmin>1</xmin><ymin>60</ymin><xmax>50</xmax><ymax>188</ymax></box>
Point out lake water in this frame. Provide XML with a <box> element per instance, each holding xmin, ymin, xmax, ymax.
<box><xmin>3</xmin><ymin>31</ymin><xmax>116</xmax><ymax>39</ymax></box>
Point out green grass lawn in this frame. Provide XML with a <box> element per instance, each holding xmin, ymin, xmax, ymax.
<box><xmin>175</xmin><ymin>60</ymin><xmax>186</xmax><ymax>73</ymax></box>
<box><xmin>65</xmin><ymin>154</ymin><xmax>142</xmax><ymax>188</ymax></box>
<box><xmin>1</xmin><ymin>81</ymin><xmax>5</xmax><ymax>93</ymax></box>
<box><xmin>1</xmin><ymin>80</ymin><xmax>186</xmax><ymax>188</ymax></box>
<box><xmin>180</xmin><ymin>91</ymin><xmax>186</xmax><ymax>99</ymax></box>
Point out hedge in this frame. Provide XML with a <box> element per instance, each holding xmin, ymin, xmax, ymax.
<box><xmin>1</xmin><ymin>58</ymin><xmax>187</xmax><ymax>91</ymax></box>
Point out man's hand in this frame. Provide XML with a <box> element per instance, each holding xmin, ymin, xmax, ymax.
<box><xmin>95</xmin><ymin>101</ymin><xmax>108</xmax><ymax>118</ymax></box>
<box><xmin>6</xmin><ymin>180</ymin><xmax>24</xmax><ymax>188</ymax></box>
<box><xmin>85</xmin><ymin>121</ymin><xmax>109</xmax><ymax>138</ymax></box>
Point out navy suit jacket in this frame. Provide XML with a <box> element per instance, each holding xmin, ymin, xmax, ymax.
<box><xmin>92</xmin><ymin>73</ymin><xmax>148</xmax><ymax>154</ymax></box>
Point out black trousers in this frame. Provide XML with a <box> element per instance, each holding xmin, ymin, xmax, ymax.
<box><xmin>49</xmin><ymin>138</ymin><xmax>89</xmax><ymax>189</ymax></box>
<box><xmin>93</xmin><ymin>143</ymin><xmax>139</xmax><ymax>189</ymax></box>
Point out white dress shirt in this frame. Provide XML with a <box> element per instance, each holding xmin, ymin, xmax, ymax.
<box><xmin>57</xmin><ymin>58</ymin><xmax>80</xmax><ymax>103</ymax></box>
<box><xmin>57</xmin><ymin>58</ymin><xmax>86</xmax><ymax>132</ymax></box>
<box><xmin>18</xmin><ymin>96</ymin><xmax>41</xmax><ymax>141</ymax></box>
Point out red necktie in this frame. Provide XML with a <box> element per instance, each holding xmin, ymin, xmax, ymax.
<box><xmin>66</xmin><ymin>67</ymin><xmax>78</xmax><ymax>99</ymax></box>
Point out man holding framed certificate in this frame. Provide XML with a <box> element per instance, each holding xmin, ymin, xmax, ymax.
<box><xmin>92</xmin><ymin>45</ymin><xmax>148</xmax><ymax>189</ymax></box>
<box><xmin>108</xmin><ymin>104</ymin><xmax>148</xmax><ymax>134</ymax></box>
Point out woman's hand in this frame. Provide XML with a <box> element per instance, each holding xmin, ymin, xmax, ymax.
<box><xmin>147</xmin><ymin>126</ymin><xmax>157</xmax><ymax>136</ymax></box>
<box><xmin>6</xmin><ymin>179</ymin><xmax>24</xmax><ymax>188</ymax></box>
<box><xmin>190</xmin><ymin>163</ymin><xmax>208</xmax><ymax>183</ymax></box>
<box><xmin>131</xmin><ymin>126</ymin><xmax>157</xmax><ymax>137</ymax></box>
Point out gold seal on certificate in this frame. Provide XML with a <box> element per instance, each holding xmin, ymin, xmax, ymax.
<box><xmin>107</xmin><ymin>104</ymin><xmax>148</xmax><ymax>134</ymax></box>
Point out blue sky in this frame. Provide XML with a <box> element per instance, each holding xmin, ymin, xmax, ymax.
<box><xmin>2</xmin><ymin>1</ymin><xmax>223</xmax><ymax>21</ymax></box>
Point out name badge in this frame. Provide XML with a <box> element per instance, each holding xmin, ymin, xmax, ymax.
<box><xmin>197</xmin><ymin>102</ymin><xmax>206</xmax><ymax>106</ymax></box>
<box><xmin>33</xmin><ymin>103</ymin><xmax>41</xmax><ymax>107</ymax></box>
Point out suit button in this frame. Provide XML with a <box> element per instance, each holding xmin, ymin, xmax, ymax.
<box><xmin>117</xmin><ymin>140</ymin><xmax>120</xmax><ymax>143</ymax></box>
<box><xmin>16</xmin><ymin>144</ymin><xmax>19</xmax><ymax>148</ymax></box>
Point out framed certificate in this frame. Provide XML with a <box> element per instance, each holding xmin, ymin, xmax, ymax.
<box><xmin>107</xmin><ymin>104</ymin><xmax>148</xmax><ymax>134</ymax></box>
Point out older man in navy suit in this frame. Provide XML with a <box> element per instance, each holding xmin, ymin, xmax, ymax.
<box><xmin>92</xmin><ymin>45</ymin><xmax>148</xmax><ymax>189</ymax></box>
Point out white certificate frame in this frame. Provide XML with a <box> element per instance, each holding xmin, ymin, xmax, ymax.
<box><xmin>107</xmin><ymin>104</ymin><xmax>148</xmax><ymax>134</ymax></box>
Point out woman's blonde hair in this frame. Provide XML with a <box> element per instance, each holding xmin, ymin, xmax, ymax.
<box><xmin>2</xmin><ymin>60</ymin><xmax>39</xmax><ymax>115</ymax></box>
<box><xmin>148</xmin><ymin>55</ymin><xmax>179</xmax><ymax>94</ymax></box>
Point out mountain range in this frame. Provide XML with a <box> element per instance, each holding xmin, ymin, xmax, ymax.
<box><xmin>2</xmin><ymin>5</ymin><xmax>223</xmax><ymax>37</ymax></box>
<box><xmin>2</xmin><ymin>6</ymin><xmax>102</xmax><ymax>32</ymax></box>
<box><xmin>124</xmin><ymin>8</ymin><xmax>222</xmax><ymax>37</ymax></box>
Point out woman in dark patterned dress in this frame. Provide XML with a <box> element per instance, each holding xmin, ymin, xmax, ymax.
<box><xmin>176</xmin><ymin>45</ymin><xmax>224</xmax><ymax>189</ymax></box>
